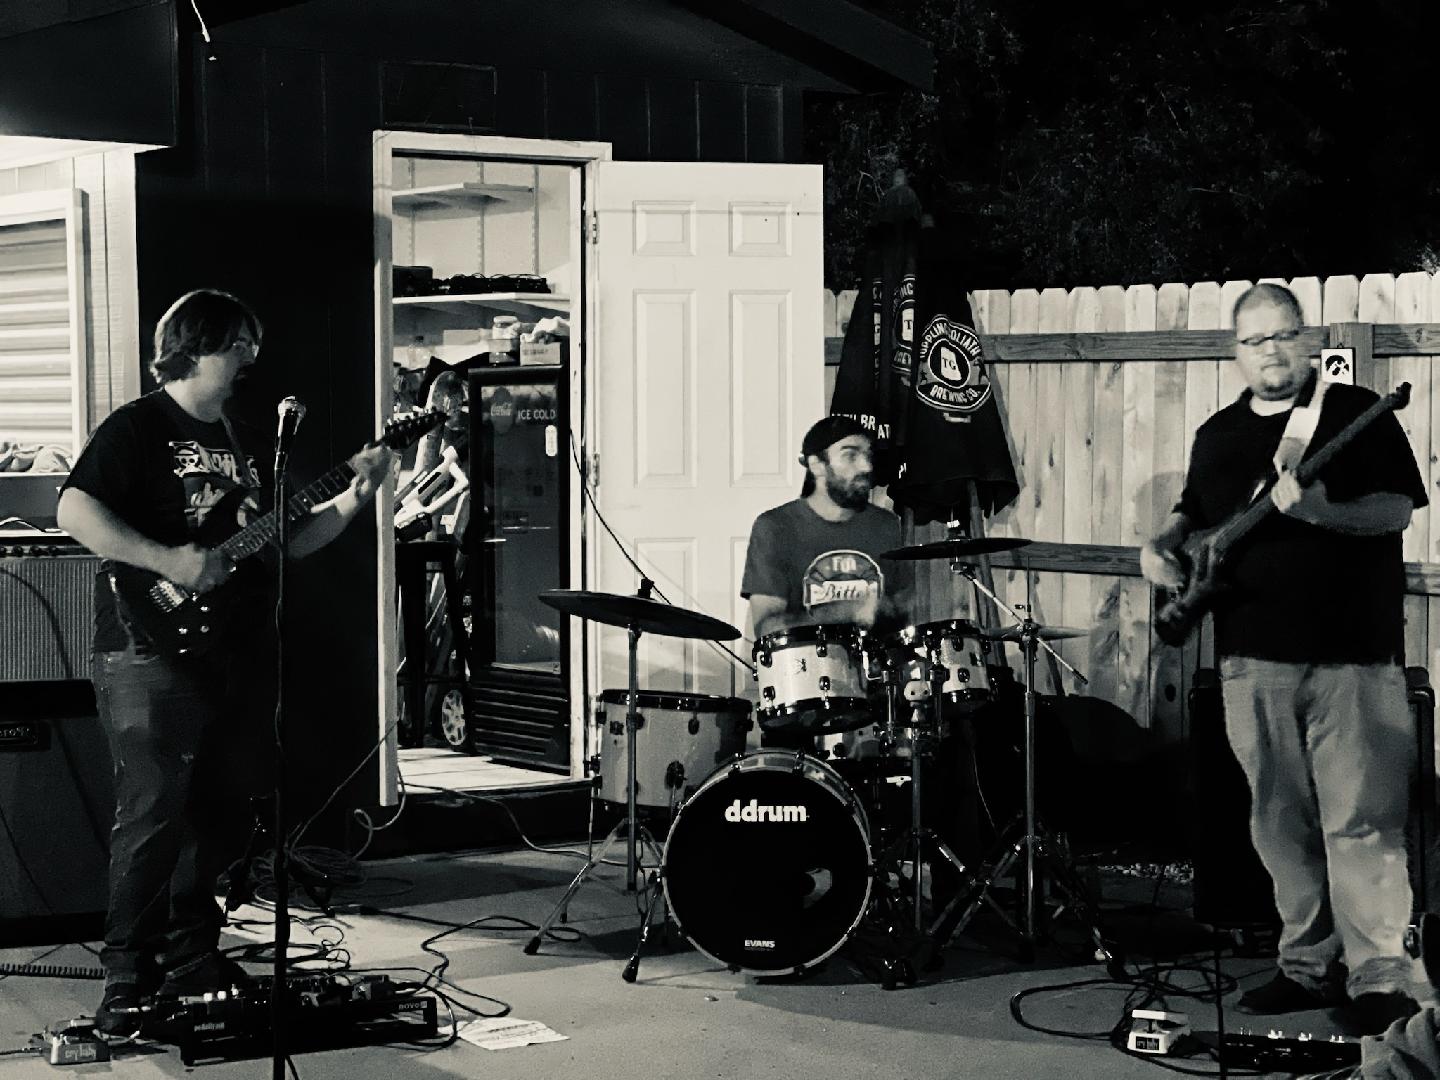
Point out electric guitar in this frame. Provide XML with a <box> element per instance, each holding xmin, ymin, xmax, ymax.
<box><xmin>1153</xmin><ymin>382</ymin><xmax>1410</xmax><ymax>647</ymax></box>
<box><xmin>108</xmin><ymin>408</ymin><xmax>444</xmax><ymax>657</ymax></box>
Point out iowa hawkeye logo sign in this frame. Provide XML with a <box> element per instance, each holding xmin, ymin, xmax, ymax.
<box><xmin>916</xmin><ymin>315</ymin><xmax>992</xmax><ymax>417</ymax></box>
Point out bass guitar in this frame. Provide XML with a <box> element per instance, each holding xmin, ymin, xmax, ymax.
<box><xmin>109</xmin><ymin>408</ymin><xmax>444</xmax><ymax>657</ymax></box>
<box><xmin>1153</xmin><ymin>382</ymin><xmax>1410</xmax><ymax>647</ymax></box>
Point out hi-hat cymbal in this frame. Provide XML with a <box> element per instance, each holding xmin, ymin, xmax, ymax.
<box><xmin>978</xmin><ymin>622</ymin><xmax>1091</xmax><ymax>642</ymax></box>
<box><xmin>878</xmin><ymin>536</ymin><xmax>1033</xmax><ymax>561</ymax></box>
<box><xmin>539</xmin><ymin>589</ymin><xmax>741</xmax><ymax>641</ymax></box>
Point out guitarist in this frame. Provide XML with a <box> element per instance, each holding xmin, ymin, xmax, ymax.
<box><xmin>1140</xmin><ymin>283</ymin><xmax>1426</xmax><ymax>1035</ymax></box>
<box><xmin>55</xmin><ymin>289</ymin><xmax>395</xmax><ymax>1036</ymax></box>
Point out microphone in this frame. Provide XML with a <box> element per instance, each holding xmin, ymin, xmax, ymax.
<box><xmin>275</xmin><ymin>396</ymin><xmax>306</xmax><ymax>461</ymax></box>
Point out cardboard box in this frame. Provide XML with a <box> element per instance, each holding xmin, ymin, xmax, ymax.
<box><xmin>520</xmin><ymin>340</ymin><xmax>564</xmax><ymax>366</ymax></box>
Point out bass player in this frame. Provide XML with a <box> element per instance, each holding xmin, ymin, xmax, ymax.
<box><xmin>56</xmin><ymin>289</ymin><xmax>394</xmax><ymax>1036</ymax></box>
<box><xmin>1140</xmin><ymin>282</ymin><xmax>1426</xmax><ymax>1035</ymax></box>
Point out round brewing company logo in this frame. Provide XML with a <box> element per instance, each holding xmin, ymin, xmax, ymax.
<box><xmin>915</xmin><ymin>315</ymin><xmax>992</xmax><ymax>416</ymax></box>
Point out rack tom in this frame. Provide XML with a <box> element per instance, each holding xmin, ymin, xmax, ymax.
<box><xmin>752</xmin><ymin>624</ymin><xmax>872</xmax><ymax>736</ymax></box>
<box><xmin>881</xmin><ymin>619</ymin><xmax>994</xmax><ymax>710</ymax></box>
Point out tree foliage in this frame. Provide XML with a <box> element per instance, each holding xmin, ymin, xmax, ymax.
<box><xmin>808</xmin><ymin>0</ymin><xmax>1437</xmax><ymax>290</ymax></box>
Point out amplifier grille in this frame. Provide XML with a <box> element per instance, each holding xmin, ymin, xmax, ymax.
<box><xmin>0</xmin><ymin>555</ymin><xmax>96</xmax><ymax>682</ymax></box>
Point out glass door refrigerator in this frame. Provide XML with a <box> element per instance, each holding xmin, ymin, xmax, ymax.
<box><xmin>466</xmin><ymin>366</ymin><xmax>570</xmax><ymax>768</ymax></box>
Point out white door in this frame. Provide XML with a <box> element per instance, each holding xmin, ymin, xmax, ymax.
<box><xmin>587</xmin><ymin>161</ymin><xmax>824</xmax><ymax>701</ymax></box>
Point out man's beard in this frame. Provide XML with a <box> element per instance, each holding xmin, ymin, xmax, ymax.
<box><xmin>829</xmin><ymin>475</ymin><xmax>872</xmax><ymax>510</ymax></box>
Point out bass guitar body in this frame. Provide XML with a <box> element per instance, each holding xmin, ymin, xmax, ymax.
<box><xmin>108</xmin><ymin>487</ymin><xmax>261</xmax><ymax>658</ymax></box>
<box><xmin>1152</xmin><ymin>526</ymin><xmax>1230</xmax><ymax>647</ymax></box>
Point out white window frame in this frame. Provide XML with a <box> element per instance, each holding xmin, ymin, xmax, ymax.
<box><xmin>0</xmin><ymin>188</ymin><xmax>89</xmax><ymax>465</ymax></box>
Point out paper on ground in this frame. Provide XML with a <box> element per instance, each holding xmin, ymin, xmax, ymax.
<box><xmin>456</xmin><ymin>1017</ymin><xmax>568</xmax><ymax>1050</ymax></box>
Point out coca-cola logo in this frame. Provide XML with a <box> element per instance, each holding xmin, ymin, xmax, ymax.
<box><xmin>489</xmin><ymin>387</ymin><xmax>515</xmax><ymax>434</ymax></box>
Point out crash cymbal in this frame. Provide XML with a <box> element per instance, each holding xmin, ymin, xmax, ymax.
<box><xmin>878</xmin><ymin>536</ymin><xmax>1032</xmax><ymax>561</ymax></box>
<box><xmin>540</xmin><ymin>589</ymin><xmax>741</xmax><ymax>641</ymax></box>
<box><xmin>978</xmin><ymin>622</ymin><xmax>1091</xmax><ymax>642</ymax></box>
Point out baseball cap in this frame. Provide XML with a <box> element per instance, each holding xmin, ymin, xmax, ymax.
<box><xmin>800</xmin><ymin>414</ymin><xmax>870</xmax><ymax>459</ymax></box>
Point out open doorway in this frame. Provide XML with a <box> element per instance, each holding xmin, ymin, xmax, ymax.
<box><xmin>372</xmin><ymin>132</ymin><xmax>608</xmax><ymax>804</ymax></box>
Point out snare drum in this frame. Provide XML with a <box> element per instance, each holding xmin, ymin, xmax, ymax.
<box><xmin>594</xmin><ymin>690</ymin><xmax>752</xmax><ymax>810</ymax></box>
<box><xmin>752</xmin><ymin>624</ymin><xmax>872</xmax><ymax>735</ymax></box>
<box><xmin>662</xmin><ymin>751</ymin><xmax>873</xmax><ymax>974</ymax></box>
<box><xmin>883</xmin><ymin>619</ymin><xmax>994</xmax><ymax>710</ymax></box>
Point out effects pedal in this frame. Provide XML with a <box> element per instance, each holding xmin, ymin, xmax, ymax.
<box><xmin>141</xmin><ymin>973</ymin><xmax>438</xmax><ymax>1065</ymax></box>
<box><xmin>1126</xmin><ymin>1009</ymin><xmax>1189</xmax><ymax>1054</ymax></box>
<box><xmin>1219</xmin><ymin>1028</ymin><xmax>1361</xmax><ymax>1072</ymax></box>
<box><xmin>42</xmin><ymin>1020</ymin><xmax>111</xmax><ymax>1066</ymax></box>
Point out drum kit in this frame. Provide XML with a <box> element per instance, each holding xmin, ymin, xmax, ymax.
<box><xmin>523</xmin><ymin>535</ymin><xmax>1122</xmax><ymax>987</ymax></box>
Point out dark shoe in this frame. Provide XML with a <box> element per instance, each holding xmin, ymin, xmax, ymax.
<box><xmin>94</xmin><ymin>982</ymin><xmax>144</xmax><ymax>1037</ymax></box>
<box><xmin>1236</xmin><ymin>971</ymin><xmax>1344</xmax><ymax>1014</ymax></box>
<box><xmin>156</xmin><ymin>951</ymin><xmax>254</xmax><ymax>998</ymax></box>
<box><xmin>1346</xmin><ymin>991</ymin><xmax>1421</xmax><ymax>1037</ymax></box>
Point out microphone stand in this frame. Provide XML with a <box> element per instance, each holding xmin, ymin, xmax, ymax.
<box><xmin>270</xmin><ymin>445</ymin><xmax>292</xmax><ymax>1080</ymax></box>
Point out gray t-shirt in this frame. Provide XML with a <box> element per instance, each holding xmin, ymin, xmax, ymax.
<box><xmin>740</xmin><ymin>499</ymin><xmax>910</xmax><ymax>629</ymax></box>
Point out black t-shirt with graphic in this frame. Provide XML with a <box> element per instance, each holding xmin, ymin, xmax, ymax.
<box><xmin>62</xmin><ymin>390</ymin><xmax>270</xmax><ymax>652</ymax></box>
<box><xmin>1175</xmin><ymin>380</ymin><xmax>1427</xmax><ymax>664</ymax></box>
<box><xmin>740</xmin><ymin>499</ymin><xmax>912</xmax><ymax>632</ymax></box>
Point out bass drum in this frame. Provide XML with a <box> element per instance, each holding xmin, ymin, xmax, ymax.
<box><xmin>661</xmin><ymin>751</ymin><xmax>873</xmax><ymax>975</ymax></box>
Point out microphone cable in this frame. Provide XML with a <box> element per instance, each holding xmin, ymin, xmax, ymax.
<box><xmin>564</xmin><ymin>427</ymin><xmax>756</xmax><ymax>678</ymax></box>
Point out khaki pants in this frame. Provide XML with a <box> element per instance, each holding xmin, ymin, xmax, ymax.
<box><xmin>1219</xmin><ymin>657</ymin><xmax>1416</xmax><ymax>997</ymax></box>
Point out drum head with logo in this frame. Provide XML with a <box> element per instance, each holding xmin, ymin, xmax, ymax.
<box><xmin>662</xmin><ymin>753</ymin><xmax>872</xmax><ymax>974</ymax></box>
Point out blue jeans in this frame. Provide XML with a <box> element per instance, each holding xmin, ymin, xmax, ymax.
<box><xmin>92</xmin><ymin>644</ymin><xmax>263</xmax><ymax>986</ymax></box>
<box><xmin>1219</xmin><ymin>657</ymin><xmax>1416</xmax><ymax>997</ymax></box>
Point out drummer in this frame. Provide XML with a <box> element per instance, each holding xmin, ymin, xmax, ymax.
<box><xmin>741</xmin><ymin>415</ymin><xmax>913</xmax><ymax>752</ymax></box>
<box><xmin>743</xmin><ymin>415</ymin><xmax>911</xmax><ymax>638</ymax></box>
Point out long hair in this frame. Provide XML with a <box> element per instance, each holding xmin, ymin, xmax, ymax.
<box><xmin>150</xmin><ymin>289</ymin><xmax>262</xmax><ymax>384</ymax></box>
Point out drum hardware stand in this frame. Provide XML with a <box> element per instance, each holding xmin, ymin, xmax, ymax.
<box><xmin>872</xmin><ymin>648</ymin><xmax>972</xmax><ymax>934</ymax></box>
<box><xmin>524</xmin><ymin>576</ymin><xmax>666</xmax><ymax>961</ymax></box>
<box><xmin>928</xmin><ymin>592</ymin><xmax>1121</xmax><ymax>975</ymax></box>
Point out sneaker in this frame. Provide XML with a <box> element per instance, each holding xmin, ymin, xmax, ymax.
<box><xmin>1346</xmin><ymin>991</ymin><xmax>1421</xmax><ymax>1037</ymax></box>
<box><xmin>1236</xmin><ymin>971</ymin><xmax>1345</xmax><ymax>1014</ymax></box>
<box><xmin>94</xmin><ymin>982</ymin><xmax>144</xmax><ymax>1037</ymax></box>
<box><xmin>156</xmin><ymin>952</ymin><xmax>254</xmax><ymax>998</ymax></box>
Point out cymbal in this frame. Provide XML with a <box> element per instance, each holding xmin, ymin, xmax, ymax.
<box><xmin>878</xmin><ymin>536</ymin><xmax>1032</xmax><ymax>561</ymax></box>
<box><xmin>979</xmin><ymin>622</ymin><xmax>1091</xmax><ymax>642</ymax></box>
<box><xmin>539</xmin><ymin>589</ymin><xmax>741</xmax><ymax>641</ymax></box>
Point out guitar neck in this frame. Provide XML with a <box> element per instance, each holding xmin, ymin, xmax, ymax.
<box><xmin>1212</xmin><ymin>388</ymin><xmax>1401</xmax><ymax>552</ymax></box>
<box><xmin>218</xmin><ymin>462</ymin><xmax>357</xmax><ymax>561</ymax></box>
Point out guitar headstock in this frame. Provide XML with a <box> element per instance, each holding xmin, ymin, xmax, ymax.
<box><xmin>382</xmin><ymin>408</ymin><xmax>446</xmax><ymax>450</ymax></box>
<box><xmin>1388</xmin><ymin>382</ymin><xmax>1412</xmax><ymax>411</ymax></box>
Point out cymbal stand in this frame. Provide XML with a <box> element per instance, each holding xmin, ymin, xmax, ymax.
<box><xmin>874</xmin><ymin>646</ymin><xmax>971</xmax><ymax>933</ymax></box>
<box><xmin>524</xmin><ymin>578</ymin><xmax>666</xmax><ymax>965</ymax></box>
<box><xmin>950</xmin><ymin>560</ymin><xmax>1088</xmax><ymax>690</ymax></box>
<box><xmin>931</xmin><ymin>576</ymin><xmax>1120</xmax><ymax>975</ymax></box>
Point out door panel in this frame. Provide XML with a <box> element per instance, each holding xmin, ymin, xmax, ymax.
<box><xmin>591</xmin><ymin>162</ymin><xmax>823</xmax><ymax>699</ymax></box>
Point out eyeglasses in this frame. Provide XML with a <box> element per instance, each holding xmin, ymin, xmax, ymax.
<box><xmin>1238</xmin><ymin>328</ymin><xmax>1301</xmax><ymax>349</ymax></box>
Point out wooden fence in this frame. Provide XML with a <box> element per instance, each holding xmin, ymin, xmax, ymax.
<box><xmin>823</xmin><ymin>272</ymin><xmax>1440</xmax><ymax>748</ymax></box>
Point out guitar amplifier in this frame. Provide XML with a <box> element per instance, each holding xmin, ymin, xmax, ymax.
<box><xmin>1191</xmin><ymin>666</ymin><xmax>1438</xmax><ymax>926</ymax></box>
<box><xmin>0</xmin><ymin>543</ymin><xmax>96</xmax><ymax>683</ymax></box>
<box><xmin>0</xmin><ymin>681</ymin><xmax>112</xmax><ymax>941</ymax></box>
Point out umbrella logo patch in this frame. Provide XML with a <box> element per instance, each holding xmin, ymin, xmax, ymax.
<box><xmin>916</xmin><ymin>316</ymin><xmax>991</xmax><ymax>415</ymax></box>
<box><xmin>890</xmin><ymin>276</ymin><xmax>916</xmax><ymax>385</ymax></box>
